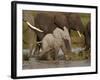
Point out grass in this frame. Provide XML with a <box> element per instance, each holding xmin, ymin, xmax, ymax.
<box><xmin>23</xmin><ymin>21</ymin><xmax>37</xmax><ymax>49</ymax></box>
<box><xmin>71</xmin><ymin>31</ymin><xmax>85</xmax><ymax>48</ymax></box>
<box><xmin>80</xmin><ymin>13</ymin><xmax>90</xmax><ymax>27</ymax></box>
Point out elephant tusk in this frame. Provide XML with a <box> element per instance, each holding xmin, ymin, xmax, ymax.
<box><xmin>77</xmin><ymin>31</ymin><xmax>82</xmax><ymax>37</ymax></box>
<box><xmin>64</xmin><ymin>26</ymin><xmax>66</xmax><ymax>30</ymax></box>
<box><xmin>26</xmin><ymin>21</ymin><xmax>44</xmax><ymax>32</ymax></box>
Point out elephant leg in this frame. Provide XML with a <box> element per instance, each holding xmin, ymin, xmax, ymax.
<box><xmin>68</xmin><ymin>29</ymin><xmax>71</xmax><ymax>36</ymax></box>
<box><xmin>45</xmin><ymin>48</ymin><xmax>59</xmax><ymax>61</ymax></box>
<box><xmin>29</xmin><ymin>43</ymin><xmax>41</xmax><ymax>58</ymax></box>
<box><xmin>85</xmin><ymin>37</ymin><xmax>90</xmax><ymax>51</ymax></box>
<box><xmin>37</xmin><ymin>34</ymin><xmax>55</xmax><ymax>60</ymax></box>
<box><xmin>29</xmin><ymin>44</ymin><xmax>35</xmax><ymax>57</ymax></box>
<box><xmin>37</xmin><ymin>39</ymin><xmax>51</xmax><ymax>59</ymax></box>
<box><xmin>61</xmin><ymin>41</ymin><xmax>71</xmax><ymax>60</ymax></box>
<box><xmin>46</xmin><ymin>48</ymin><xmax>56</xmax><ymax>60</ymax></box>
<box><xmin>84</xmin><ymin>30</ymin><xmax>90</xmax><ymax>51</ymax></box>
<box><xmin>47</xmin><ymin>52</ymin><xmax>53</xmax><ymax>60</ymax></box>
<box><xmin>37</xmin><ymin>45</ymin><xmax>58</xmax><ymax>60</ymax></box>
<box><xmin>63</xmin><ymin>39</ymin><xmax>71</xmax><ymax>51</ymax></box>
<box><xmin>34</xmin><ymin>44</ymin><xmax>41</xmax><ymax>58</ymax></box>
<box><xmin>53</xmin><ymin>48</ymin><xmax>59</xmax><ymax>60</ymax></box>
<box><xmin>37</xmin><ymin>48</ymin><xmax>54</xmax><ymax>60</ymax></box>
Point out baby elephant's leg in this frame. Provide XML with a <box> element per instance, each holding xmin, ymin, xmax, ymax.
<box><xmin>61</xmin><ymin>40</ymin><xmax>71</xmax><ymax>60</ymax></box>
<box><xmin>53</xmin><ymin>48</ymin><xmax>59</xmax><ymax>60</ymax></box>
<box><xmin>46</xmin><ymin>48</ymin><xmax>55</xmax><ymax>60</ymax></box>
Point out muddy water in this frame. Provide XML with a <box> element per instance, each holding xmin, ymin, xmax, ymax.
<box><xmin>23</xmin><ymin>59</ymin><xmax>90</xmax><ymax>69</ymax></box>
<box><xmin>23</xmin><ymin>47</ymin><xmax>85</xmax><ymax>55</ymax></box>
<box><xmin>23</xmin><ymin>48</ymin><xmax>90</xmax><ymax>69</ymax></box>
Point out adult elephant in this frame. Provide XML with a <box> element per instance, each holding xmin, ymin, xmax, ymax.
<box><xmin>64</xmin><ymin>13</ymin><xmax>91</xmax><ymax>51</ymax></box>
<box><xmin>67</xmin><ymin>13</ymin><xmax>84</xmax><ymax>32</ymax></box>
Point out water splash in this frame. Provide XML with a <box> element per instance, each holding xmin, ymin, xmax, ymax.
<box><xmin>71</xmin><ymin>47</ymin><xmax>85</xmax><ymax>54</ymax></box>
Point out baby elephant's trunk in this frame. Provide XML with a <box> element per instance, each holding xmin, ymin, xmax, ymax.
<box><xmin>63</xmin><ymin>39</ymin><xmax>71</xmax><ymax>51</ymax></box>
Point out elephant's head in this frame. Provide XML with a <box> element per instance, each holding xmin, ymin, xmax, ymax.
<box><xmin>54</xmin><ymin>13</ymin><xmax>85</xmax><ymax>38</ymax></box>
<box><xmin>54</xmin><ymin>13</ymin><xmax>69</xmax><ymax>30</ymax></box>
<box><xmin>64</xmin><ymin>13</ymin><xmax>85</xmax><ymax>37</ymax></box>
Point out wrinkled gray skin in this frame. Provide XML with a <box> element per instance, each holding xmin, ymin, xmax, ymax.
<box><xmin>34</xmin><ymin>12</ymin><xmax>85</xmax><ymax>44</ymax></box>
<box><xmin>34</xmin><ymin>12</ymin><xmax>68</xmax><ymax>41</ymax></box>
<box><xmin>84</xmin><ymin>21</ymin><xmax>91</xmax><ymax>50</ymax></box>
<box><xmin>26</xmin><ymin>12</ymin><xmax>88</xmax><ymax>60</ymax></box>
<box><xmin>24</xmin><ymin>12</ymin><xmax>85</xmax><ymax>42</ymax></box>
<box><xmin>34</xmin><ymin>13</ymin><xmax>84</xmax><ymax>43</ymax></box>
<box><xmin>33</xmin><ymin>12</ymin><xmax>86</xmax><ymax>60</ymax></box>
<box><xmin>65</xmin><ymin>13</ymin><xmax>85</xmax><ymax>34</ymax></box>
<box><xmin>33</xmin><ymin>12</ymin><xmax>70</xmax><ymax>60</ymax></box>
<box><xmin>52</xmin><ymin>13</ymin><xmax>85</xmax><ymax>34</ymax></box>
<box><xmin>37</xmin><ymin>27</ymin><xmax>72</xmax><ymax>60</ymax></box>
<box><xmin>65</xmin><ymin>13</ymin><xmax>91</xmax><ymax>51</ymax></box>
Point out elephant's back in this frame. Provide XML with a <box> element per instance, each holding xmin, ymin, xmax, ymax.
<box><xmin>34</xmin><ymin>12</ymin><xmax>56</xmax><ymax>33</ymax></box>
<box><xmin>68</xmin><ymin>13</ymin><xmax>83</xmax><ymax>28</ymax></box>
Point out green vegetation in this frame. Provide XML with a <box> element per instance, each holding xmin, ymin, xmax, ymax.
<box><xmin>23</xmin><ymin>18</ymin><xmax>37</xmax><ymax>49</ymax></box>
<box><xmin>80</xmin><ymin>13</ymin><xmax>90</xmax><ymax>27</ymax></box>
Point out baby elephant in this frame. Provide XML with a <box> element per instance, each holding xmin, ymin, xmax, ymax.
<box><xmin>37</xmin><ymin>27</ymin><xmax>72</xmax><ymax>60</ymax></box>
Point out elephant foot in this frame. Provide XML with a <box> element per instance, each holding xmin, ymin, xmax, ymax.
<box><xmin>36</xmin><ymin>48</ymin><xmax>58</xmax><ymax>61</ymax></box>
